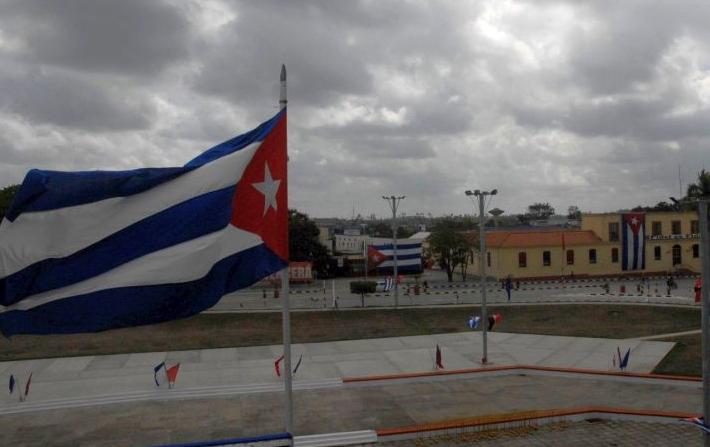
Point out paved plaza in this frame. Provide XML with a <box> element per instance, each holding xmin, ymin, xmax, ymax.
<box><xmin>0</xmin><ymin>328</ymin><xmax>694</xmax><ymax>446</ymax></box>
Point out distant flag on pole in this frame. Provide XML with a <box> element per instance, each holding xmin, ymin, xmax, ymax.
<box><xmin>682</xmin><ymin>417</ymin><xmax>710</xmax><ymax>434</ymax></box>
<box><xmin>468</xmin><ymin>315</ymin><xmax>481</xmax><ymax>329</ymax></box>
<box><xmin>0</xmin><ymin>109</ymin><xmax>288</xmax><ymax>336</ymax></box>
<box><xmin>275</xmin><ymin>355</ymin><xmax>284</xmax><ymax>377</ymax></box>
<box><xmin>293</xmin><ymin>354</ymin><xmax>303</xmax><ymax>375</ymax></box>
<box><xmin>435</xmin><ymin>344</ymin><xmax>444</xmax><ymax>369</ymax></box>
<box><xmin>619</xmin><ymin>348</ymin><xmax>631</xmax><ymax>370</ymax></box>
<box><xmin>8</xmin><ymin>374</ymin><xmax>15</xmax><ymax>394</ymax></box>
<box><xmin>153</xmin><ymin>362</ymin><xmax>166</xmax><ymax>387</ymax></box>
<box><xmin>23</xmin><ymin>372</ymin><xmax>32</xmax><ymax>399</ymax></box>
<box><xmin>166</xmin><ymin>363</ymin><xmax>180</xmax><ymax>388</ymax></box>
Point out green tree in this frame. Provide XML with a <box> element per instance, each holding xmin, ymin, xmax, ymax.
<box><xmin>429</xmin><ymin>220</ymin><xmax>474</xmax><ymax>282</ymax></box>
<box><xmin>686</xmin><ymin>169</ymin><xmax>710</xmax><ymax>199</ymax></box>
<box><xmin>0</xmin><ymin>184</ymin><xmax>20</xmax><ymax>221</ymax></box>
<box><xmin>289</xmin><ymin>209</ymin><xmax>331</xmax><ymax>278</ymax></box>
<box><xmin>527</xmin><ymin>202</ymin><xmax>555</xmax><ymax>219</ymax></box>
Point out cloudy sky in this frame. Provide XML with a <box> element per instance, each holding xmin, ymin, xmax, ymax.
<box><xmin>0</xmin><ymin>0</ymin><xmax>709</xmax><ymax>218</ymax></box>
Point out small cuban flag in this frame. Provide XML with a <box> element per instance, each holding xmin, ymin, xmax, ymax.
<box><xmin>468</xmin><ymin>316</ymin><xmax>481</xmax><ymax>329</ymax></box>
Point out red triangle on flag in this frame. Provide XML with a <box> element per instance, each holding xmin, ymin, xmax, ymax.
<box><xmin>231</xmin><ymin>112</ymin><xmax>288</xmax><ymax>261</ymax></box>
<box><xmin>367</xmin><ymin>246</ymin><xmax>386</xmax><ymax>269</ymax></box>
<box><xmin>166</xmin><ymin>363</ymin><xmax>180</xmax><ymax>386</ymax></box>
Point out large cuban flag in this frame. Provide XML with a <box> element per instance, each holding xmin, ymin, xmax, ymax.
<box><xmin>0</xmin><ymin>110</ymin><xmax>288</xmax><ymax>336</ymax></box>
<box><xmin>368</xmin><ymin>237</ymin><xmax>423</xmax><ymax>274</ymax></box>
<box><xmin>621</xmin><ymin>212</ymin><xmax>645</xmax><ymax>271</ymax></box>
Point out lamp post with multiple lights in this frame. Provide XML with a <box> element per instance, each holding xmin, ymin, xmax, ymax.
<box><xmin>465</xmin><ymin>188</ymin><xmax>497</xmax><ymax>364</ymax></box>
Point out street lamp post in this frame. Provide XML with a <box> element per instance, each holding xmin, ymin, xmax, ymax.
<box><xmin>466</xmin><ymin>188</ymin><xmax>497</xmax><ymax>365</ymax></box>
<box><xmin>699</xmin><ymin>200</ymin><xmax>710</xmax><ymax>447</ymax></box>
<box><xmin>383</xmin><ymin>195</ymin><xmax>405</xmax><ymax>308</ymax></box>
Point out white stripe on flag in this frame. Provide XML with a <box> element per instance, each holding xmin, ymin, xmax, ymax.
<box><xmin>0</xmin><ymin>143</ymin><xmax>260</xmax><ymax>278</ymax></box>
<box><xmin>626</xmin><ymin>223</ymin><xmax>634</xmax><ymax>269</ymax></box>
<box><xmin>0</xmin><ymin>226</ymin><xmax>262</xmax><ymax>313</ymax></box>
<box><xmin>379</xmin><ymin>258</ymin><xmax>421</xmax><ymax>268</ymax></box>
<box><xmin>375</xmin><ymin>247</ymin><xmax>422</xmax><ymax>256</ymax></box>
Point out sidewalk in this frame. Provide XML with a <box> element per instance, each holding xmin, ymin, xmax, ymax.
<box><xmin>0</xmin><ymin>332</ymin><xmax>675</xmax><ymax>412</ymax></box>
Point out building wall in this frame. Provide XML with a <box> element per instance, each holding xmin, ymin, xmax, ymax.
<box><xmin>484</xmin><ymin>211</ymin><xmax>701</xmax><ymax>279</ymax></box>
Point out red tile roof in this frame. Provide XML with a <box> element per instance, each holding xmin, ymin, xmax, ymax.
<box><xmin>481</xmin><ymin>230</ymin><xmax>602</xmax><ymax>248</ymax></box>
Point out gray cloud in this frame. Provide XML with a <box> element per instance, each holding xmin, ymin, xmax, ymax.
<box><xmin>0</xmin><ymin>0</ymin><xmax>709</xmax><ymax>218</ymax></box>
<box><xmin>0</xmin><ymin>0</ymin><xmax>191</xmax><ymax>75</ymax></box>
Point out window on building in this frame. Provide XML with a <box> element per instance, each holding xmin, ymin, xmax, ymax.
<box><xmin>693</xmin><ymin>244</ymin><xmax>699</xmax><ymax>258</ymax></box>
<box><xmin>692</xmin><ymin>220</ymin><xmax>699</xmax><ymax>234</ymax></box>
<box><xmin>672</xmin><ymin>244</ymin><xmax>682</xmax><ymax>265</ymax></box>
<box><xmin>518</xmin><ymin>252</ymin><xmax>527</xmax><ymax>268</ymax></box>
<box><xmin>652</xmin><ymin>221</ymin><xmax>662</xmax><ymax>236</ymax></box>
<box><xmin>608</xmin><ymin>222</ymin><xmax>619</xmax><ymax>242</ymax></box>
<box><xmin>671</xmin><ymin>221</ymin><xmax>681</xmax><ymax>235</ymax></box>
<box><xmin>589</xmin><ymin>249</ymin><xmax>597</xmax><ymax>264</ymax></box>
<box><xmin>543</xmin><ymin>251</ymin><xmax>551</xmax><ymax>266</ymax></box>
<box><xmin>487</xmin><ymin>251</ymin><xmax>491</xmax><ymax>267</ymax></box>
<box><xmin>611</xmin><ymin>247</ymin><xmax>619</xmax><ymax>263</ymax></box>
<box><xmin>566</xmin><ymin>249</ymin><xmax>574</xmax><ymax>265</ymax></box>
<box><xmin>654</xmin><ymin>246</ymin><xmax>661</xmax><ymax>261</ymax></box>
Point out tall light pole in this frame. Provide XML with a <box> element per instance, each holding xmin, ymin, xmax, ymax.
<box><xmin>383</xmin><ymin>195</ymin><xmax>405</xmax><ymax>308</ymax></box>
<box><xmin>466</xmin><ymin>188</ymin><xmax>497</xmax><ymax>365</ymax></box>
<box><xmin>699</xmin><ymin>199</ymin><xmax>710</xmax><ymax>447</ymax></box>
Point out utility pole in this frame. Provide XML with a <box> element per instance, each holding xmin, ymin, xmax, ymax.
<box><xmin>466</xmin><ymin>189</ymin><xmax>497</xmax><ymax>364</ymax></box>
<box><xmin>382</xmin><ymin>195</ymin><xmax>405</xmax><ymax>308</ymax></box>
<box><xmin>699</xmin><ymin>199</ymin><xmax>710</xmax><ymax>446</ymax></box>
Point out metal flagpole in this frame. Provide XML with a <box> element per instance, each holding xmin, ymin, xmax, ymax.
<box><xmin>279</xmin><ymin>64</ymin><xmax>293</xmax><ymax>436</ymax></box>
<box><xmin>699</xmin><ymin>199</ymin><xmax>710</xmax><ymax>447</ymax></box>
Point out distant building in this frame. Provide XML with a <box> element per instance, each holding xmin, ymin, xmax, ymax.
<box><xmin>475</xmin><ymin>211</ymin><xmax>700</xmax><ymax>280</ymax></box>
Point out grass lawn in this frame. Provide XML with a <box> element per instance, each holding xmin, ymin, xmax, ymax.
<box><xmin>0</xmin><ymin>304</ymin><xmax>699</xmax><ymax>362</ymax></box>
<box><xmin>653</xmin><ymin>333</ymin><xmax>701</xmax><ymax>377</ymax></box>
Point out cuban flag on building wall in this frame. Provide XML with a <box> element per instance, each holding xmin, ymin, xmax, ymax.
<box><xmin>0</xmin><ymin>110</ymin><xmax>288</xmax><ymax>336</ymax></box>
<box><xmin>621</xmin><ymin>213</ymin><xmax>645</xmax><ymax>271</ymax></box>
<box><xmin>368</xmin><ymin>237</ymin><xmax>423</xmax><ymax>274</ymax></box>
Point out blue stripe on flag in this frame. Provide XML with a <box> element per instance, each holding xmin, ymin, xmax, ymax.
<box><xmin>372</xmin><ymin>243</ymin><xmax>421</xmax><ymax>250</ymax></box>
<box><xmin>632</xmin><ymin>230</ymin><xmax>639</xmax><ymax>270</ymax></box>
<box><xmin>4</xmin><ymin>109</ymin><xmax>284</xmax><ymax>222</ymax></box>
<box><xmin>0</xmin><ymin>244</ymin><xmax>287</xmax><ymax>336</ymax></box>
<box><xmin>385</xmin><ymin>253</ymin><xmax>421</xmax><ymax>261</ymax></box>
<box><xmin>1</xmin><ymin>186</ymin><xmax>236</xmax><ymax>306</ymax></box>
<box><xmin>621</xmin><ymin>220</ymin><xmax>629</xmax><ymax>271</ymax></box>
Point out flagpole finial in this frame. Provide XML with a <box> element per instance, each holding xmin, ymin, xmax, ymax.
<box><xmin>280</xmin><ymin>64</ymin><xmax>287</xmax><ymax>109</ymax></box>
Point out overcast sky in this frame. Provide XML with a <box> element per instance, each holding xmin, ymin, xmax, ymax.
<box><xmin>1</xmin><ymin>0</ymin><xmax>709</xmax><ymax>218</ymax></box>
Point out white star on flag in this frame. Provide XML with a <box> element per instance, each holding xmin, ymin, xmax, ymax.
<box><xmin>631</xmin><ymin>217</ymin><xmax>638</xmax><ymax>225</ymax></box>
<box><xmin>252</xmin><ymin>162</ymin><xmax>281</xmax><ymax>216</ymax></box>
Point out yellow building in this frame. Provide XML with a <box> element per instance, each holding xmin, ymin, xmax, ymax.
<box><xmin>478</xmin><ymin>211</ymin><xmax>701</xmax><ymax>280</ymax></box>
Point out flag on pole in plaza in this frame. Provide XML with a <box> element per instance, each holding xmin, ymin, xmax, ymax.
<box><xmin>275</xmin><ymin>355</ymin><xmax>284</xmax><ymax>377</ymax></box>
<box><xmin>166</xmin><ymin>363</ymin><xmax>180</xmax><ymax>388</ymax></box>
<box><xmin>468</xmin><ymin>315</ymin><xmax>481</xmax><ymax>329</ymax></box>
<box><xmin>0</xmin><ymin>109</ymin><xmax>288</xmax><ymax>336</ymax></box>
<box><xmin>8</xmin><ymin>374</ymin><xmax>14</xmax><ymax>394</ymax></box>
<box><xmin>682</xmin><ymin>417</ymin><xmax>710</xmax><ymax>434</ymax></box>
<box><xmin>153</xmin><ymin>362</ymin><xmax>166</xmax><ymax>387</ymax></box>
<box><xmin>23</xmin><ymin>372</ymin><xmax>32</xmax><ymax>398</ymax></box>
<box><xmin>621</xmin><ymin>213</ymin><xmax>645</xmax><ymax>271</ymax></box>
<box><xmin>367</xmin><ymin>238</ymin><xmax>423</xmax><ymax>274</ymax></box>
<box><xmin>619</xmin><ymin>347</ymin><xmax>631</xmax><ymax>370</ymax></box>
<box><xmin>435</xmin><ymin>344</ymin><xmax>443</xmax><ymax>369</ymax></box>
<box><xmin>292</xmin><ymin>353</ymin><xmax>303</xmax><ymax>375</ymax></box>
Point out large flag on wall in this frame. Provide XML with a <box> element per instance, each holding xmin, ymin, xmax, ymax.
<box><xmin>0</xmin><ymin>110</ymin><xmax>288</xmax><ymax>336</ymax></box>
<box><xmin>621</xmin><ymin>213</ymin><xmax>645</xmax><ymax>271</ymax></box>
<box><xmin>368</xmin><ymin>237</ymin><xmax>423</xmax><ymax>274</ymax></box>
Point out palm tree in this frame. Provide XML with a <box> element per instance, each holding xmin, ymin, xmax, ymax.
<box><xmin>686</xmin><ymin>169</ymin><xmax>710</xmax><ymax>199</ymax></box>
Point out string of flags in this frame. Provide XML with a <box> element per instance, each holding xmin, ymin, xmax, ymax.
<box><xmin>612</xmin><ymin>347</ymin><xmax>631</xmax><ymax>371</ymax></box>
<box><xmin>153</xmin><ymin>362</ymin><xmax>181</xmax><ymax>388</ymax></box>
<box><xmin>8</xmin><ymin>373</ymin><xmax>32</xmax><ymax>402</ymax></box>
<box><xmin>274</xmin><ymin>353</ymin><xmax>304</xmax><ymax>377</ymax></box>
